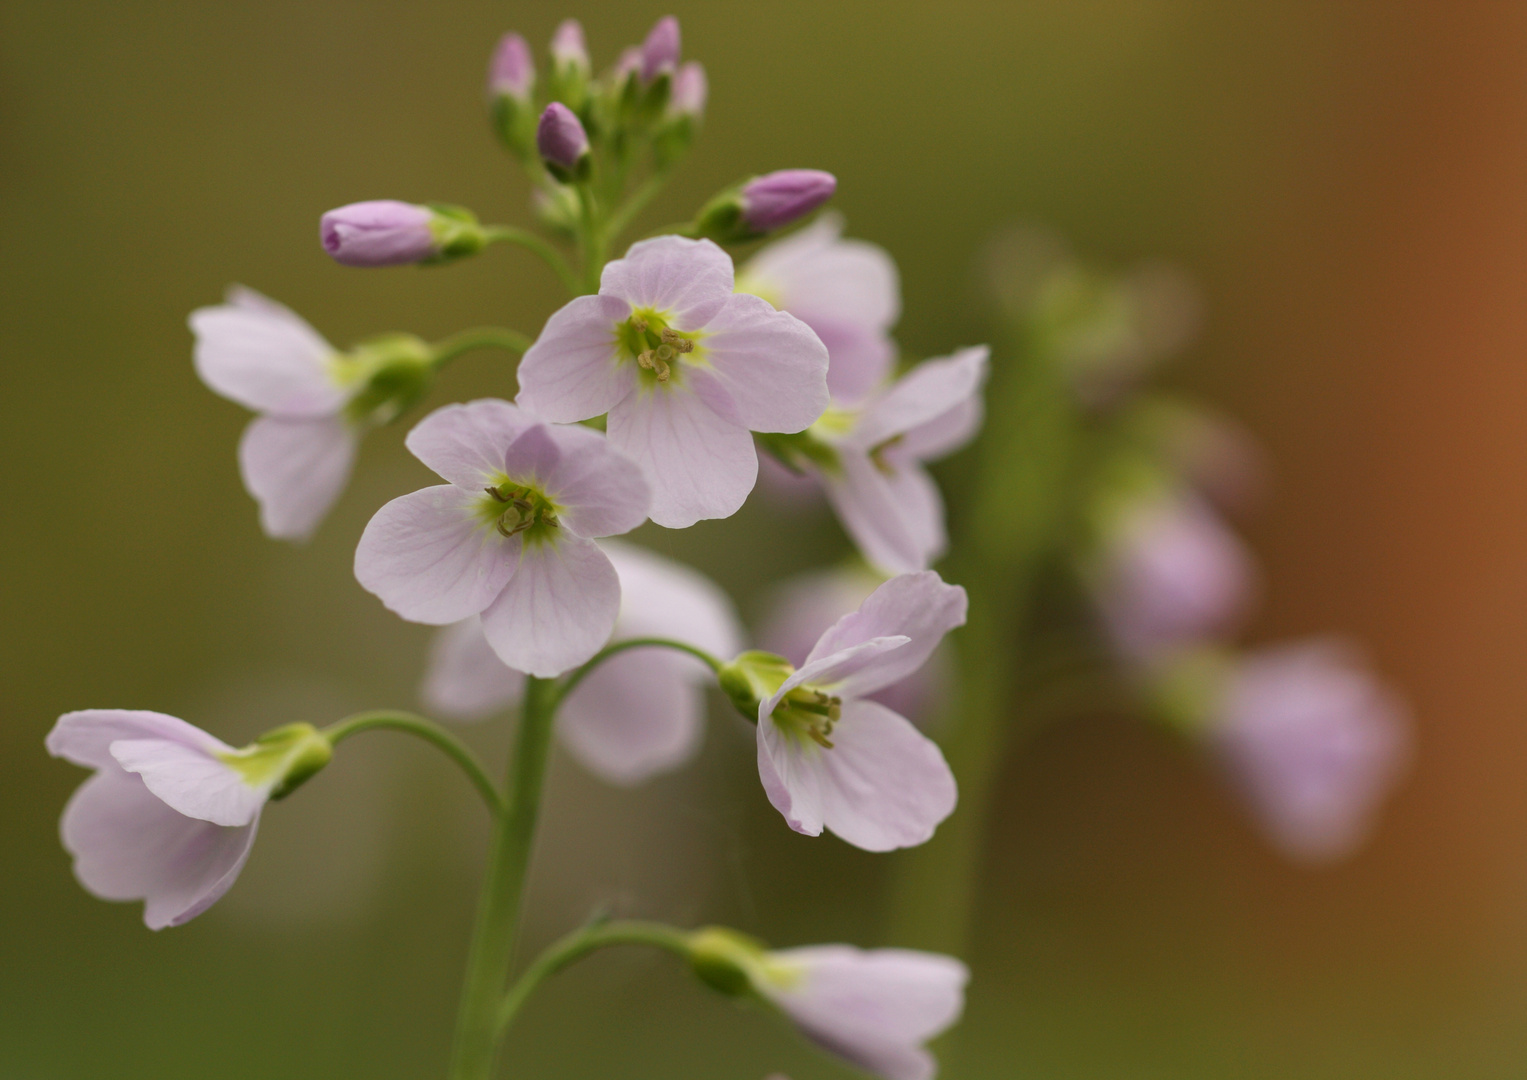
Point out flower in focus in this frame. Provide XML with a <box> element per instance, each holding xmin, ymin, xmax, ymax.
<box><xmin>422</xmin><ymin>541</ymin><xmax>743</xmax><ymax>785</ymax></box>
<box><xmin>688</xmin><ymin>928</ymin><xmax>967</xmax><ymax>1080</ymax></box>
<box><xmin>46</xmin><ymin>710</ymin><xmax>331</xmax><ymax>929</ymax></box>
<box><xmin>739</xmin><ymin>170</ymin><xmax>838</xmax><ymax>235</ymax></box>
<box><xmin>723</xmin><ymin>571</ymin><xmax>964</xmax><ymax>851</ymax></box>
<box><xmin>353</xmin><ymin>398</ymin><xmax>650</xmax><ymax>677</ymax></box>
<box><xmin>758</xmin><ymin>565</ymin><xmax>946</xmax><ymax>725</ymax></box>
<box><xmin>190</xmin><ymin>286</ymin><xmax>429</xmax><ymax>540</ymax></box>
<box><xmin>1208</xmin><ymin>640</ymin><xmax>1411</xmax><ymax>862</ymax></box>
<box><xmin>738</xmin><ymin>213</ymin><xmax>900</xmax><ymax>403</ymax></box>
<box><xmin>517</xmin><ymin>236</ymin><xmax>829</xmax><ymax>527</ymax></box>
<box><xmin>319</xmin><ymin>200</ymin><xmax>492</xmax><ymax>268</ymax></box>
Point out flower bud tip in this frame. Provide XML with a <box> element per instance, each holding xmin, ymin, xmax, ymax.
<box><xmin>741</xmin><ymin>170</ymin><xmax>838</xmax><ymax>234</ymax></box>
<box><xmin>537</xmin><ymin>102</ymin><xmax>591</xmax><ymax>177</ymax></box>
<box><xmin>489</xmin><ymin>32</ymin><xmax>535</xmax><ymax>100</ymax></box>
<box><xmin>320</xmin><ymin>200</ymin><xmax>440</xmax><ymax>267</ymax></box>
<box><xmin>641</xmin><ymin>16</ymin><xmax>681</xmax><ymax>81</ymax></box>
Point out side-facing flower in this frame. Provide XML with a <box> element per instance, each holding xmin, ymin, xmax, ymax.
<box><xmin>517</xmin><ymin>236</ymin><xmax>829</xmax><ymax>527</ymax></box>
<box><xmin>740</xmin><ymin>170</ymin><xmax>838</xmax><ymax>234</ymax></box>
<box><xmin>320</xmin><ymin>200</ymin><xmax>491</xmax><ymax>268</ymax></box>
<box><xmin>422</xmin><ymin>541</ymin><xmax>742</xmax><ymax>785</ymax></box>
<box><xmin>191</xmin><ymin>286</ymin><xmax>427</xmax><ymax>540</ymax></box>
<box><xmin>723</xmin><ymin>572</ymin><xmax>964</xmax><ymax>851</ymax></box>
<box><xmin>354</xmin><ymin>399</ymin><xmax>650</xmax><ymax>677</ymax></box>
<box><xmin>688</xmin><ymin>928</ymin><xmax>967</xmax><ymax>1080</ymax></box>
<box><xmin>46</xmin><ymin>710</ymin><xmax>330</xmax><ymax>929</ymax></box>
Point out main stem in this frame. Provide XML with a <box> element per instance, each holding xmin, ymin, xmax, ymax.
<box><xmin>448</xmin><ymin>676</ymin><xmax>558</xmax><ymax>1080</ymax></box>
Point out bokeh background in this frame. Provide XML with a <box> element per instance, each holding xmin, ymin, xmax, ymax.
<box><xmin>4</xmin><ymin>1</ymin><xmax>1527</xmax><ymax>1076</ymax></box>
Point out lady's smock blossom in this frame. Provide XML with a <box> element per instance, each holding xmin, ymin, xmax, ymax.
<box><xmin>321</xmin><ymin>200</ymin><xmax>441</xmax><ymax>267</ymax></box>
<box><xmin>354</xmin><ymin>399</ymin><xmax>650</xmax><ymax>678</ymax></box>
<box><xmin>517</xmin><ymin>236</ymin><xmax>829</xmax><ymax>527</ymax></box>
<box><xmin>488</xmin><ymin>32</ymin><xmax>535</xmax><ymax>101</ymax></box>
<box><xmin>422</xmin><ymin>541</ymin><xmax>742</xmax><ymax>785</ymax></box>
<box><xmin>726</xmin><ymin>571</ymin><xmax>964</xmax><ymax>851</ymax></box>
<box><xmin>46</xmin><ymin>710</ymin><xmax>330</xmax><ymax>929</ymax></box>
<box><xmin>1210</xmin><ymin>640</ymin><xmax>1411</xmax><ymax>863</ymax></box>
<box><xmin>738</xmin><ymin>214</ymin><xmax>900</xmax><ymax>403</ymax></box>
<box><xmin>641</xmin><ymin>15</ymin><xmax>681</xmax><ymax>81</ymax></box>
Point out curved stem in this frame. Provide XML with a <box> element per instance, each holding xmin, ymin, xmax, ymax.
<box><xmin>322</xmin><ymin>711</ymin><xmax>502</xmax><ymax>814</ymax></box>
<box><xmin>555</xmin><ymin>637</ymin><xmax>724</xmax><ymax>709</ymax></box>
<box><xmin>429</xmin><ymin>327</ymin><xmax>533</xmax><ymax>370</ymax></box>
<box><xmin>483</xmin><ymin>225</ymin><xmax>580</xmax><ymax>294</ymax></box>
<box><xmin>448</xmin><ymin>676</ymin><xmax>559</xmax><ymax>1080</ymax></box>
<box><xmin>496</xmin><ymin>920</ymin><xmax>692</xmax><ymax>1034</ymax></box>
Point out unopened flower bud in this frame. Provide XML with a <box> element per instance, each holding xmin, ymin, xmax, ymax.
<box><xmin>671</xmin><ymin>61</ymin><xmax>707</xmax><ymax>118</ymax></box>
<box><xmin>537</xmin><ymin>102</ymin><xmax>591</xmax><ymax>181</ymax></box>
<box><xmin>550</xmin><ymin>19</ymin><xmax>590</xmax><ymax>75</ymax></box>
<box><xmin>693</xmin><ymin>171</ymin><xmax>838</xmax><ymax>244</ymax></box>
<box><xmin>321</xmin><ymin>200</ymin><xmax>486</xmax><ymax>267</ymax></box>
<box><xmin>489</xmin><ymin>32</ymin><xmax>535</xmax><ymax>101</ymax></box>
<box><xmin>641</xmin><ymin>15</ymin><xmax>681</xmax><ymax>81</ymax></box>
<box><xmin>718</xmin><ymin>650</ymin><xmax>795</xmax><ymax>721</ymax></box>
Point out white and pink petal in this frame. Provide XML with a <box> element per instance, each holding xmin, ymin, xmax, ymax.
<box><xmin>238</xmin><ymin>414</ymin><xmax>357</xmax><ymax>542</ymax></box>
<box><xmin>478</xmin><ymin>533</ymin><xmax>620</xmax><ymax>677</ymax></box>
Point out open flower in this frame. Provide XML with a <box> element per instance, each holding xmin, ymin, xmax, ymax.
<box><xmin>354</xmin><ymin>399</ymin><xmax>650</xmax><ymax>678</ymax></box>
<box><xmin>516</xmin><ymin>236</ymin><xmax>829</xmax><ymax>528</ymax></box>
<box><xmin>422</xmin><ymin>541</ymin><xmax>743</xmax><ymax>785</ymax></box>
<box><xmin>725</xmin><ymin>571</ymin><xmax>964</xmax><ymax>851</ymax></box>
<box><xmin>45</xmin><ymin>710</ymin><xmax>330</xmax><ymax>929</ymax></box>
<box><xmin>737</xmin><ymin>213</ymin><xmax>901</xmax><ymax>404</ymax></box>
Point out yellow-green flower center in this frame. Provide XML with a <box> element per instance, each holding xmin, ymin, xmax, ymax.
<box><xmin>771</xmin><ymin>685</ymin><xmax>843</xmax><ymax>749</ymax></box>
<box><xmin>615</xmin><ymin>308</ymin><xmax>702</xmax><ymax>387</ymax></box>
<box><xmin>477</xmin><ymin>479</ymin><xmax>562</xmax><ymax>544</ymax></box>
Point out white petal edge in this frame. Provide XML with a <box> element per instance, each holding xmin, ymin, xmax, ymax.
<box><xmin>478</xmin><ymin>533</ymin><xmax>620</xmax><ymax>677</ymax></box>
<box><xmin>238</xmin><ymin>414</ymin><xmax>357</xmax><ymax>542</ymax></box>
<box><xmin>517</xmin><ymin>294</ymin><xmax>638</xmax><ymax>423</ymax></box>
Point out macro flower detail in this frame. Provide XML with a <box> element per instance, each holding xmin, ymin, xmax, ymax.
<box><xmin>45</xmin><ymin>710</ymin><xmax>330</xmax><ymax>929</ymax></box>
<box><xmin>536</xmin><ymin>102</ymin><xmax>591</xmax><ymax>179</ymax></box>
<box><xmin>517</xmin><ymin>236</ymin><xmax>830</xmax><ymax>527</ymax></box>
<box><xmin>422</xmin><ymin>541</ymin><xmax>743</xmax><ymax>785</ymax></box>
<box><xmin>723</xmin><ymin>571</ymin><xmax>964</xmax><ymax>851</ymax></box>
<box><xmin>354</xmin><ymin>398</ymin><xmax>650</xmax><ymax>678</ymax></box>
<box><xmin>738</xmin><ymin>213</ymin><xmax>900</xmax><ymax>403</ymax></box>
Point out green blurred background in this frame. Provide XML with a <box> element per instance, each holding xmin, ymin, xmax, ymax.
<box><xmin>5</xmin><ymin>1</ymin><xmax>1527</xmax><ymax>1076</ymax></box>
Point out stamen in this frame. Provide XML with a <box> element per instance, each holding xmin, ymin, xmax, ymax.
<box><xmin>659</xmin><ymin>328</ymin><xmax>694</xmax><ymax>353</ymax></box>
<box><xmin>485</xmin><ymin>486</ymin><xmax>510</xmax><ymax>502</ymax></box>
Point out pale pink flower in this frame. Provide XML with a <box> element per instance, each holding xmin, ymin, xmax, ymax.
<box><xmin>421</xmin><ymin>542</ymin><xmax>742</xmax><ymax>785</ymax></box>
<box><xmin>737</xmin><ymin>213</ymin><xmax>901</xmax><ymax>404</ymax></box>
<box><xmin>353</xmin><ymin>399</ymin><xmax>650</xmax><ymax>677</ymax></box>
<box><xmin>190</xmin><ymin>286</ymin><xmax>361</xmax><ymax>541</ymax></box>
<box><xmin>517</xmin><ymin>236</ymin><xmax>829</xmax><ymax>527</ymax></box>
<box><xmin>640</xmin><ymin>15</ymin><xmax>681</xmax><ymax>82</ymax></box>
<box><xmin>1210</xmin><ymin>640</ymin><xmax>1411</xmax><ymax>863</ymax></box>
<box><xmin>45</xmin><ymin>710</ymin><xmax>329</xmax><ymax>929</ymax></box>
<box><xmin>751</xmin><ymin>572</ymin><xmax>964</xmax><ymax>851</ymax></box>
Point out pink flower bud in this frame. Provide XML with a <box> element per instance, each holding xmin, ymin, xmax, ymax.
<box><xmin>488</xmin><ymin>32</ymin><xmax>534</xmax><ymax>100</ymax></box>
<box><xmin>641</xmin><ymin>16</ymin><xmax>681</xmax><ymax>81</ymax></box>
<box><xmin>320</xmin><ymin>200</ymin><xmax>437</xmax><ymax>267</ymax></box>
<box><xmin>536</xmin><ymin>102</ymin><xmax>590</xmax><ymax>174</ymax></box>
<box><xmin>671</xmin><ymin>61</ymin><xmax>707</xmax><ymax>118</ymax></box>
<box><xmin>740</xmin><ymin>170</ymin><xmax>838</xmax><ymax>233</ymax></box>
<box><xmin>550</xmin><ymin>19</ymin><xmax>589</xmax><ymax>72</ymax></box>
<box><xmin>613</xmin><ymin>46</ymin><xmax>643</xmax><ymax>82</ymax></box>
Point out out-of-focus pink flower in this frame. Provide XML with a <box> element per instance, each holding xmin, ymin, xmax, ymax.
<box><xmin>353</xmin><ymin>399</ymin><xmax>650</xmax><ymax>677</ymax></box>
<box><xmin>536</xmin><ymin>102</ymin><xmax>590</xmax><ymax>172</ymax></box>
<box><xmin>670</xmin><ymin>61</ymin><xmax>707</xmax><ymax>118</ymax></box>
<box><xmin>640</xmin><ymin>16</ymin><xmax>681</xmax><ymax>81</ymax></box>
<box><xmin>488</xmin><ymin>32</ymin><xmax>535</xmax><ymax>100</ymax></box>
<box><xmin>517</xmin><ymin>236</ymin><xmax>829</xmax><ymax>528</ymax></box>
<box><xmin>549</xmin><ymin>20</ymin><xmax>589</xmax><ymax>76</ymax></box>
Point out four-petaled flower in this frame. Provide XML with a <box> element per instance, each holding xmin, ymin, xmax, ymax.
<box><xmin>422</xmin><ymin>541</ymin><xmax>742</xmax><ymax>785</ymax></box>
<box><xmin>745</xmin><ymin>571</ymin><xmax>964</xmax><ymax>851</ymax></box>
<box><xmin>517</xmin><ymin>236</ymin><xmax>830</xmax><ymax>528</ymax></box>
<box><xmin>354</xmin><ymin>398</ymin><xmax>650</xmax><ymax>678</ymax></box>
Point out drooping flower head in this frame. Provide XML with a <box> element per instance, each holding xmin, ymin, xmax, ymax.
<box><xmin>722</xmin><ymin>572</ymin><xmax>964</xmax><ymax>851</ymax></box>
<box><xmin>517</xmin><ymin>236</ymin><xmax>829</xmax><ymax>527</ymax></box>
<box><xmin>688</xmin><ymin>928</ymin><xmax>968</xmax><ymax>1080</ymax></box>
<box><xmin>191</xmin><ymin>286</ymin><xmax>433</xmax><ymax>540</ymax></box>
<box><xmin>46</xmin><ymin>710</ymin><xmax>330</xmax><ymax>929</ymax></box>
<box><xmin>422</xmin><ymin>541</ymin><xmax>742</xmax><ymax>785</ymax></box>
<box><xmin>354</xmin><ymin>399</ymin><xmax>650</xmax><ymax>677</ymax></box>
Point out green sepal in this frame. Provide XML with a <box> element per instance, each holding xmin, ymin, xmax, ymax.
<box><xmin>220</xmin><ymin>723</ymin><xmax>333</xmax><ymax>802</ymax></box>
<box><xmin>342</xmin><ymin>333</ymin><xmax>435</xmax><ymax>427</ymax></box>
<box><xmin>755</xmin><ymin>429</ymin><xmax>841</xmax><ymax>476</ymax></box>
<box><xmin>717</xmin><ymin>651</ymin><xmax>795</xmax><ymax>722</ymax></box>
<box><xmin>685</xmin><ymin>926</ymin><xmax>768</xmax><ymax>998</ymax></box>
<box><xmin>422</xmin><ymin>203</ymin><xmax>489</xmax><ymax>265</ymax></box>
<box><xmin>490</xmin><ymin>94</ymin><xmax>537</xmax><ymax>162</ymax></box>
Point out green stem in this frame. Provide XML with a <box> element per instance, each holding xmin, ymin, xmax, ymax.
<box><xmin>496</xmin><ymin>920</ymin><xmax>692</xmax><ymax>1034</ymax></box>
<box><xmin>484</xmin><ymin>226</ymin><xmax>580</xmax><ymax>295</ymax></box>
<box><xmin>448</xmin><ymin>676</ymin><xmax>559</xmax><ymax>1080</ymax></box>
<box><xmin>575</xmin><ymin>182</ymin><xmax>606</xmax><ymax>295</ymax></box>
<box><xmin>555</xmin><ymin>637</ymin><xmax>724</xmax><ymax>709</ymax></box>
<box><xmin>429</xmin><ymin>327</ymin><xmax>533</xmax><ymax>370</ymax></box>
<box><xmin>322</xmin><ymin>711</ymin><xmax>502</xmax><ymax>814</ymax></box>
<box><xmin>605</xmin><ymin>171</ymin><xmax>671</xmax><ymax>245</ymax></box>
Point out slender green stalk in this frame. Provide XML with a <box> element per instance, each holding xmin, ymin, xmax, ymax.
<box><xmin>429</xmin><ymin>327</ymin><xmax>533</xmax><ymax>370</ymax></box>
<box><xmin>483</xmin><ymin>226</ymin><xmax>580</xmax><ymax>294</ymax></box>
<box><xmin>496</xmin><ymin>920</ymin><xmax>693</xmax><ymax>1034</ymax></box>
<box><xmin>605</xmin><ymin>171</ymin><xmax>671</xmax><ymax>245</ymax></box>
<box><xmin>448</xmin><ymin>676</ymin><xmax>559</xmax><ymax>1080</ymax></box>
<box><xmin>322</xmin><ymin>710</ymin><xmax>502</xmax><ymax>814</ymax></box>
<box><xmin>555</xmin><ymin>637</ymin><xmax>724</xmax><ymax>708</ymax></box>
<box><xmin>574</xmin><ymin>183</ymin><xmax>606</xmax><ymax>295</ymax></box>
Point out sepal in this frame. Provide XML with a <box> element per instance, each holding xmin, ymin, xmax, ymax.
<box><xmin>718</xmin><ymin>651</ymin><xmax>795</xmax><ymax>722</ymax></box>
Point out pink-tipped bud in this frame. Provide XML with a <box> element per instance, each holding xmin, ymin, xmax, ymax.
<box><xmin>740</xmin><ymin>170</ymin><xmax>838</xmax><ymax>233</ymax></box>
<box><xmin>320</xmin><ymin>201</ymin><xmax>438</xmax><ymax>267</ymax></box>
<box><xmin>671</xmin><ymin>61</ymin><xmax>708</xmax><ymax>118</ymax></box>
<box><xmin>488</xmin><ymin>33</ymin><xmax>535</xmax><ymax>100</ymax></box>
<box><xmin>536</xmin><ymin>102</ymin><xmax>590</xmax><ymax>178</ymax></box>
<box><xmin>641</xmin><ymin>16</ymin><xmax>681</xmax><ymax>81</ymax></box>
<box><xmin>550</xmin><ymin>19</ymin><xmax>590</xmax><ymax>73</ymax></box>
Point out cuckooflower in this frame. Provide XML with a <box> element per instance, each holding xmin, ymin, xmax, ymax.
<box><xmin>45</xmin><ymin>710</ymin><xmax>330</xmax><ymax>929</ymax></box>
<box><xmin>422</xmin><ymin>541</ymin><xmax>742</xmax><ymax>785</ymax></box>
<box><xmin>738</xmin><ymin>213</ymin><xmax>901</xmax><ymax>403</ymax></box>
<box><xmin>354</xmin><ymin>398</ymin><xmax>650</xmax><ymax>677</ymax></box>
<box><xmin>724</xmin><ymin>571</ymin><xmax>964</xmax><ymax>851</ymax></box>
<box><xmin>488</xmin><ymin>32</ymin><xmax>534</xmax><ymax>101</ymax></box>
<box><xmin>641</xmin><ymin>15</ymin><xmax>681</xmax><ymax>81</ymax></box>
<box><xmin>1210</xmin><ymin>640</ymin><xmax>1411</xmax><ymax>863</ymax></box>
<box><xmin>517</xmin><ymin>236</ymin><xmax>829</xmax><ymax>527</ymax></box>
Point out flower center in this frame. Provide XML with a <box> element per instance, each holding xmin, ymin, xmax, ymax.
<box><xmin>771</xmin><ymin>685</ymin><xmax>843</xmax><ymax>748</ymax></box>
<box><xmin>479</xmin><ymin>480</ymin><xmax>561</xmax><ymax>541</ymax></box>
<box><xmin>616</xmin><ymin>309</ymin><xmax>699</xmax><ymax>386</ymax></box>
